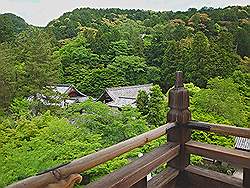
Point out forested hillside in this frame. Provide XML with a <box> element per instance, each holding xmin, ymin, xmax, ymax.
<box><xmin>46</xmin><ymin>6</ymin><xmax>250</xmax><ymax>95</ymax></box>
<box><xmin>0</xmin><ymin>5</ymin><xmax>249</xmax><ymax>187</ymax></box>
<box><xmin>0</xmin><ymin>13</ymin><xmax>29</xmax><ymax>43</ymax></box>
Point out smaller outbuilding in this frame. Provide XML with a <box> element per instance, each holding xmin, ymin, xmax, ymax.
<box><xmin>53</xmin><ymin>84</ymin><xmax>88</xmax><ymax>107</ymax></box>
<box><xmin>98</xmin><ymin>84</ymin><xmax>153</xmax><ymax>109</ymax></box>
<box><xmin>29</xmin><ymin>84</ymin><xmax>88</xmax><ymax>107</ymax></box>
<box><xmin>235</xmin><ymin>137</ymin><xmax>250</xmax><ymax>152</ymax></box>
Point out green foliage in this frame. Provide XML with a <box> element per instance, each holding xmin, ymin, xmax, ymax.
<box><xmin>187</xmin><ymin>75</ymin><xmax>249</xmax><ymax>148</ymax></box>
<box><xmin>1</xmin><ymin>6</ymin><xmax>250</xmax><ymax>187</ymax></box>
<box><xmin>108</xmin><ymin>55</ymin><xmax>149</xmax><ymax>85</ymax></box>
<box><xmin>192</xmin><ymin>77</ymin><xmax>248</xmax><ymax>127</ymax></box>
<box><xmin>57</xmin><ymin>34</ymin><xmax>99</xmax><ymax>69</ymax></box>
<box><xmin>136</xmin><ymin>85</ymin><xmax>167</xmax><ymax>126</ymax></box>
<box><xmin>162</xmin><ymin>31</ymin><xmax>240</xmax><ymax>88</ymax></box>
<box><xmin>192</xmin><ymin>31</ymin><xmax>209</xmax><ymax>54</ymax></box>
<box><xmin>0</xmin><ymin>112</ymin><xmax>102</xmax><ymax>187</ymax></box>
<box><xmin>0</xmin><ymin>28</ymin><xmax>62</xmax><ymax>113</ymax></box>
<box><xmin>14</xmin><ymin>28</ymin><xmax>62</xmax><ymax>97</ymax></box>
<box><xmin>108</xmin><ymin>40</ymin><xmax>134</xmax><ymax>57</ymax></box>
<box><xmin>136</xmin><ymin>90</ymin><xmax>149</xmax><ymax>115</ymax></box>
<box><xmin>147</xmin><ymin>85</ymin><xmax>167</xmax><ymax>126</ymax></box>
<box><xmin>0</xmin><ymin>13</ymin><xmax>28</xmax><ymax>43</ymax></box>
<box><xmin>46</xmin><ymin>6</ymin><xmax>248</xmax><ymax>97</ymax></box>
<box><xmin>184</xmin><ymin>83</ymin><xmax>201</xmax><ymax>98</ymax></box>
<box><xmin>190</xmin><ymin>155</ymin><xmax>204</xmax><ymax>166</ymax></box>
<box><xmin>65</xmin><ymin>100</ymin><xmax>149</xmax><ymax>146</ymax></box>
<box><xmin>236</xmin><ymin>21</ymin><xmax>250</xmax><ymax>57</ymax></box>
<box><xmin>10</xmin><ymin>98</ymin><xmax>32</xmax><ymax>118</ymax></box>
<box><xmin>0</xmin><ymin>100</ymin><xmax>151</xmax><ymax>186</ymax></box>
<box><xmin>0</xmin><ymin>42</ymin><xmax>17</xmax><ymax>111</ymax></box>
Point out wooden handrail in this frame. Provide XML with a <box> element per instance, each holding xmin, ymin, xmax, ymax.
<box><xmin>8</xmin><ymin>122</ymin><xmax>175</xmax><ymax>188</ymax></box>
<box><xmin>86</xmin><ymin>142</ymin><xmax>180</xmax><ymax>188</ymax></box>
<box><xmin>187</xmin><ymin>121</ymin><xmax>250</xmax><ymax>138</ymax></box>
<box><xmin>185</xmin><ymin>141</ymin><xmax>250</xmax><ymax>168</ymax></box>
<box><xmin>7</xmin><ymin>71</ymin><xmax>250</xmax><ymax>188</ymax></box>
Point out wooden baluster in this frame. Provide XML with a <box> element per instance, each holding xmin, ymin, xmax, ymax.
<box><xmin>243</xmin><ymin>168</ymin><xmax>250</xmax><ymax>188</ymax></box>
<box><xmin>167</xmin><ymin>71</ymin><xmax>191</xmax><ymax>187</ymax></box>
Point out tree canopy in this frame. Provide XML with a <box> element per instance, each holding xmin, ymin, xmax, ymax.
<box><xmin>0</xmin><ymin>5</ymin><xmax>249</xmax><ymax>187</ymax></box>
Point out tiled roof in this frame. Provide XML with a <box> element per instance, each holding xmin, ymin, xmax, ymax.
<box><xmin>103</xmin><ymin>84</ymin><xmax>153</xmax><ymax>108</ymax></box>
<box><xmin>106</xmin><ymin>98</ymin><xmax>136</xmax><ymax>108</ymax></box>
<box><xmin>54</xmin><ymin>84</ymin><xmax>71</xmax><ymax>94</ymax></box>
<box><xmin>235</xmin><ymin>137</ymin><xmax>250</xmax><ymax>151</ymax></box>
<box><xmin>106</xmin><ymin>84</ymin><xmax>153</xmax><ymax>100</ymax></box>
<box><xmin>52</xmin><ymin>84</ymin><xmax>87</xmax><ymax>97</ymax></box>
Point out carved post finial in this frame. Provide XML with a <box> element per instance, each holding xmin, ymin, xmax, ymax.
<box><xmin>175</xmin><ymin>71</ymin><xmax>184</xmax><ymax>88</ymax></box>
<box><xmin>167</xmin><ymin>71</ymin><xmax>191</xmax><ymax>124</ymax></box>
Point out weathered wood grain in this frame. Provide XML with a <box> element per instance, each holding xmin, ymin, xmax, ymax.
<box><xmin>243</xmin><ymin>168</ymin><xmax>250</xmax><ymax>188</ymax></box>
<box><xmin>130</xmin><ymin>177</ymin><xmax>147</xmax><ymax>188</ymax></box>
<box><xmin>147</xmin><ymin>167</ymin><xmax>179</xmax><ymax>188</ymax></box>
<box><xmin>167</xmin><ymin>71</ymin><xmax>191</xmax><ymax>188</ymax></box>
<box><xmin>185</xmin><ymin>141</ymin><xmax>250</xmax><ymax>168</ymax></box>
<box><xmin>184</xmin><ymin>165</ymin><xmax>243</xmax><ymax>188</ymax></box>
<box><xmin>85</xmin><ymin>142</ymin><xmax>180</xmax><ymax>188</ymax></box>
<box><xmin>187</xmin><ymin>121</ymin><xmax>250</xmax><ymax>138</ymax></box>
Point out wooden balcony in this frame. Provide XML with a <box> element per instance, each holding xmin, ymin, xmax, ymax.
<box><xmin>7</xmin><ymin>72</ymin><xmax>250</xmax><ymax>188</ymax></box>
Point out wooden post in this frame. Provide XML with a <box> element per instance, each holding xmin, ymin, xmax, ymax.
<box><xmin>243</xmin><ymin>168</ymin><xmax>250</xmax><ymax>188</ymax></box>
<box><xmin>167</xmin><ymin>71</ymin><xmax>191</xmax><ymax>187</ymax></box>
<box><xmin>131</xmin><ymin>177</ymin><xmax>147</xmax><ymax>188</ymax></box>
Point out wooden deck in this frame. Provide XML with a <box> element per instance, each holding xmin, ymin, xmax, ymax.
<box><xmin>7</xmin><ymin>71</ymin><xmax>250</xmax><ymax>188</ymax></box>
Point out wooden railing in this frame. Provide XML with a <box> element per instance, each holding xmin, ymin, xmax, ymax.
<box><xmin>8</xmin><ymin>71</ymin><xmax>250</xmax><ymax>188</ymax></box>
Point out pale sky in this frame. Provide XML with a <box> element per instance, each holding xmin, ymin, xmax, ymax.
<box><xmin>0</xmin><ymin>0</ymin><xmax>249</xmax><ymax>26</ymax></box>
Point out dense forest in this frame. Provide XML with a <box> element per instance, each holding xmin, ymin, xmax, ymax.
<box><xmin>0</xmin><ymin>5</ymin><xmax>249</xmax><ymax>187</ymax></box>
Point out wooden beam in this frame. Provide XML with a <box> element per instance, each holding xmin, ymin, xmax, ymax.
<box><xmin>243</xmin><ymin>168</ymin><xmax>250</xmax><ymax>188</ymax></box>
<box><xmin>185</xmin><ymin>141</ymin><xmax>250</xmax><ymax>168</ymax></box>
<box><xmin>187</xmin><ymin>121</ymin><xmax>250</xmax><ymax>138</ymax></box>
<box><xmin>85</xmin><ymin>142</ymin><xmax>180</xmax><ymax>188</ymax></box>
<box><xmin>8</xmin><ymin>123</ymin><xmax>175</xmax><ymax>188</ymax></box>
<box><xmin>184</xmin><ymin>165</ymin><xmax>243</xmax><ymax>188</ymax></box>
<box><xmin>147</xmin><ymin>167</ymin><xmax>179</xmax><ymax>188</ymax></box>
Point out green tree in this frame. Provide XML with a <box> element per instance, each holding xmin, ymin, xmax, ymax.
<box><xmin>147</xmin><ymin>85</ymin><xmax>167</xmax><ymax>126</ymax></box>
<box><xmin>136</xmin><ymin>90</ymin><xmax>149</xmax><ymax>116</ymax></box>
<box><xmin>0</xmin><ymin>99</ymin><xmax>151</xmax><ymax>186</ymax></box>
<box><xmin>56</xmin><ymin>34</ymin><xmax>100</xmax><ymax>69</ymax></box>
<box><xmin>15</xmin><ymin>28</ymin><xmax>61</xmax><ymax>98</ymax></box>
<box><xmin>161</xmin><ymin>31</ymin><xmax>240</xmax><ymax>88</ymax></box>
<box><xmin>108</xmin><ymin>55</ymin><xmax>149</xmax><ymax>85</ymax></box>
<box><xmin>72</xmin><ymin>68</ymin><xmax>125</xmax><ymax>97</ymax></box>
<box><xmin>236</xmin><ymin>23</ymin><xmax>250</xmax><ymax>57</ymax></box>
<box><xmin>192</xmin><ymin>77</ymin><xmax>248</xmax><ymax>127</ymax></box>
<box><xmin>0</xmin><ymin>43</ymin><xmax>17</xmax><ymax>111</ymax></box>
<box><xmin>0</xmin><ymin>13</ymin><xmax>28</xmax><ymax>43</ymax></box>
<box><xmin>108</xmin><ymin>40</ymin><xmax>133</xmax><ymax>57</ymax></box>
<box><xmin>10</xmin><ymin>98</ymin><xmax>32</xmax><ymax>118</ymax></box>
<box><xmin>0</xmin><ymin>112</ymin><xmax>102</xmax><ymax>187</ymax></box>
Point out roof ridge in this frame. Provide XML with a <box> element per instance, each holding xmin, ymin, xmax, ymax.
<box><xmin>56</xmin><ymin>84</ymin><xmax>72</xmax><ymax>87</ymax></box>
<box><xmin>118</xmin><ymin>96</ymin><xmax>136</xmax><ymax>99</ymax></box>
<box><xmin>107</xmin><ymin>83</ymin><xmax>153</xmax><ymax>91</ymax></box>
<box><xmin>50</xmin><ymin>84</ymin><xmax>87</xmax><ymax>96</ymax></box>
